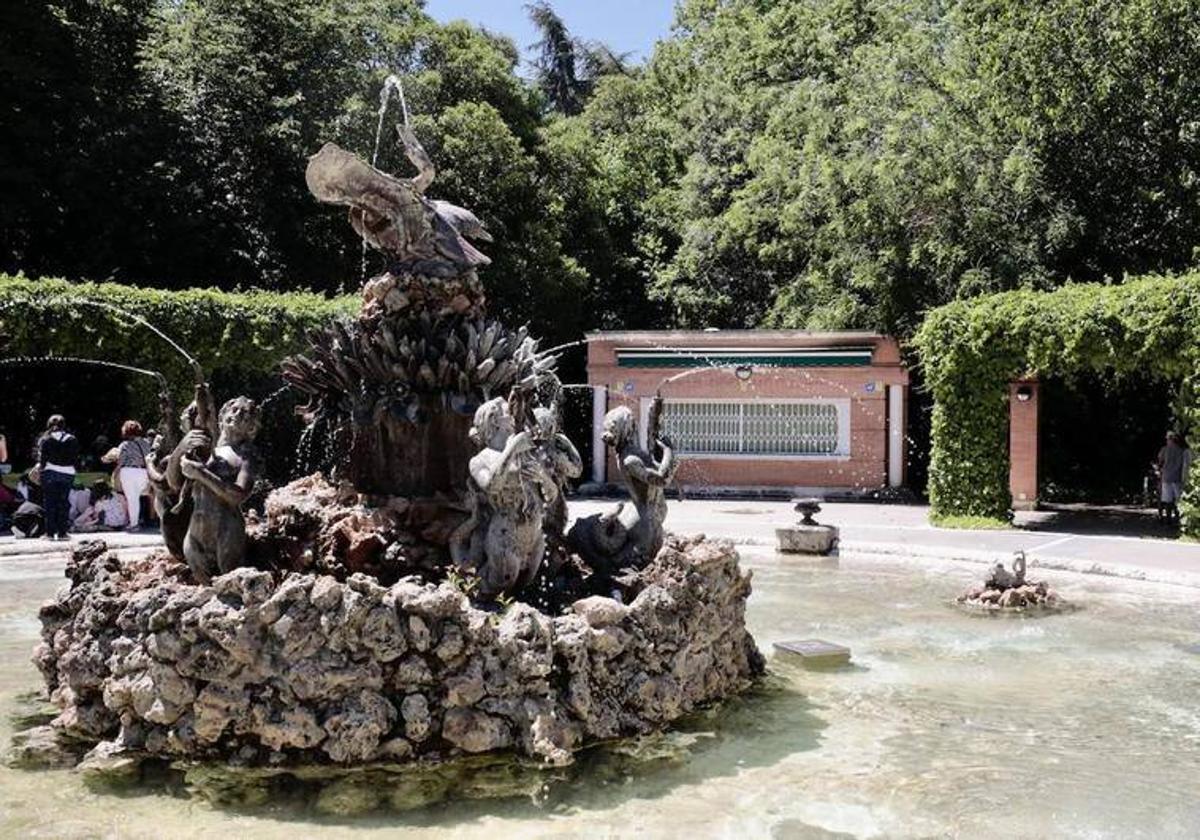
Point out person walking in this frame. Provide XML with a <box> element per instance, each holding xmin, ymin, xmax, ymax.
<box><xmin>114</xmin><ymin>420</ymin><xmax>151</xmax><ymax>532</ymax></box>
<box><xmin>37</xmin><ymin>414</ymin><xmax>80</xmax><ymax>541</ymax></box>
<box><xmin>1157</xmin><ymin>430</ymin><xmax>1193</xmax><ymax>525</ymax></box>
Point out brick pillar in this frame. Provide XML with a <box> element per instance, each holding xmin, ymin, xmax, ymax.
<box><xmin>1009</xmin><ymin>379</ymin><xmax>1039</xmax><ymax>510</ymax></box>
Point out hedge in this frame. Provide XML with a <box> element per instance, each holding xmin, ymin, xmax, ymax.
<box><xmin>0</xmin><ymin>274</ymin><xmax>357</xmax><ymax>409</ymax></box>
<box><xmin>912</xmin><ymin>273</ymin><xmax>1200</xmax><ymax>536</ymax></box>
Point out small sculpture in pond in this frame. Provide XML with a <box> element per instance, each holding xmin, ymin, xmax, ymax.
<box><xmin>569</xmin><ymin>396</ymin><xmax>677</xmax><ymax>579</ymax></box>
<box><xmin>958</xmin><ymin>549</ymin><xmax>1061</xmax><ymax>609</ymax></box>
<box><xmin>305</xmin><ymin>125</ymin><xmax>492</xmax><ymax>276</ymax></box>
<box><xmin>986</xmin><ymin>550</ymin><xmax>1027</xmax><ymax>590</ymax></box>
<box><xmin>453</xmin><ymin>396</ymin><xmax>557</xmax><ymax>598</ymax></box>
<box><xmin>167</xmin><ymin>396</ymin><xmax>261</xmax><ymax>583</ymax></box>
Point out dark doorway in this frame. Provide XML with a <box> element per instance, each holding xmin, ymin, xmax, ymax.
<box><xmin>1039</xmin><ymin>371</ymin><xmax>1178</xmax><ymax>506</ymax></box>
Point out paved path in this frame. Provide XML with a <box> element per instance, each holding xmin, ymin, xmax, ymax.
<box><xmin>5</xmin><ymin>501</ymin><xmax>1200</xmax><ymax>589</ymax></box>
<box><xmin>571</xmin><ymin>499</ymin><xmax>1200</xmax><ymax>588</ymax></box>
<box><xmin>0</xmin><ymin>531</ymin><xmax>162</xmax><ymax>558</ymax></box>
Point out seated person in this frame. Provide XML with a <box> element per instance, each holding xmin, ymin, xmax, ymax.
<box><xmin>12</xmin><ymin>501</ymin><xmax>45</xmax><ymax>539</ymax></box>
<box><xmin>16</xmin><ymin>471</ymin><xmax>41</xmax><ymax>505</ymax></box>
<box><xmin>69</xmin><ymin>485</ymin><xmax>92</xmax><ymax>523</ymax></box>
<box><xmin>72</xmin><ymin>482</ymin><xmax>129</xmax><ymax>532</ymax></box>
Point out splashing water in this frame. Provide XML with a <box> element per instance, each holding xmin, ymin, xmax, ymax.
<box><xmin>256</xmin><ymin>385</ymin><xmax>293</xmax><ymax>414</ymax></box>
<box><xmin>359</xmin><ymin>74</ymin><xmax>412</xmax><ymax>286</ymax></box>
<box><xmin>0</xmin><ymin>354</ymin><xmax>165</xmax><ymax>386</ymax></box>
<box><xmin>536</xmin><ymin>338</ymin><xmax>591</xmax><ymax>359</ymax></box>
<box><xmin>55</xmin><ymin>298</ymin><xmax>201</xmax><ymax>376</ymax></box>
<box><xmin>0</xmin><ymin>296</ymin><xmax>197</xmax><ymax>377</ymax></box>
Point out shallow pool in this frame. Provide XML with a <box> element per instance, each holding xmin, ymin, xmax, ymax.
<box><xmin>2</xmin><ymin>550</ymin><xmax>1199</xmax><ymax>838</ymax></box>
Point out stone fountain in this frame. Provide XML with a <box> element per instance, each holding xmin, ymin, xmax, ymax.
<box><xmin>21</xmin><ymin>118</ymin><xmax>763</xmax><ymax>793</ymax></box>
<box><xmin>956</xmin><ymin>551</ymin><xmax>1064</xmax><ymax>611</ymax></box>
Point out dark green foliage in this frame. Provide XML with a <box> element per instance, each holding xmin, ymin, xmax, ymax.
<box><xmin>0</xmin><ymin>274</ymin><xmax>355</xmax><ymax>408</ymax></box>
<box><xmin>558</xmin><ymin>0</ymin><xmax>1200</xmax><ymax>335</ymax></box>
<box><xmin>0</xmin><ymin>1</ymin><xmax>591</xmax><ymax>346</ymax></box>
<box><xmin>913</xmin><ymin>274</ymin><xmax>1200</xmax><ymax>536</ymax></box>
<box><xmin>0</xmin><ymin>0</ymin><xmax>184</xmax><ymax>284</ymax></box>
<box><xmin>7</xmin><ymin>0</ymin><xmax>1200</xmax><ymax>361</ymax></box>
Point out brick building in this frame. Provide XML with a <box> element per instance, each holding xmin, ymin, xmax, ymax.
<box><xmin>584</xmin><ymin>330</ymin><xmax>910</xmax><ymax>494</ymax></box>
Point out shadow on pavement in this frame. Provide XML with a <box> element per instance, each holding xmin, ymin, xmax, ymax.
<box><xmin>1016</xmin><ymin>503</ymin><xmax>1181</xmax><ymax>540</ymax></box>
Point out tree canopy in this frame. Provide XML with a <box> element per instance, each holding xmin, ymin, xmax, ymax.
<box><xmin>4</xmin><ymin>0</ymin><xmax>1200</xmax><ymax>341</ymax></box>
<box><xmin>562</xmin><ymin>0</ymin><xmax>1200</xmax><ymax>334</ymax></box>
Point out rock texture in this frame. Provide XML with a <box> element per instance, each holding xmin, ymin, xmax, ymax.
<box><xmin>956</xmin><ymin>551</ymin><xmax>1065</xmax><ymax>612</ymax></box>
<box><xmin>244</xmin><ymin>474</ymin><xmax>465</xmax><ymax>584</ymax></box>
<box><xmin>956</xmin><ymin>580</ymin><xmax>1062</xmax><ymax>611</ymax></box>
<box><xmin>33</xmin><ymin>536</ymin><xmax>762</xmax><ymax>769</ymax></box>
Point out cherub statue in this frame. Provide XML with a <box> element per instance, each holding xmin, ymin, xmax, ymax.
<box><xmin>167</xmin><ymin>396</ymin><xmax>261</xmax><ymax>583</ymax></box>
<box><xmin>168</xmin><ymin>379</ymin><xmax>217</xmax><ymax>515</ymax></box>
<box><xmin>144</xmin><ymin>385</ymin><xmax>192</xmax><ymax>558</ymax></box>
<box><xmin>568</xmin><ymin>396</ymin><xmax>677</xmax><ymax>579</ymax></box>
<box><xmin>454</xmin><ymin>397</ymin><xmax>556</xmax><ymax>599</ymax></box>
<box><xmin>533</xmin><ymin>404</ymin><xmax>583</xmax><ymax>550</ymax></box>
<box><xmin>305</xmin><ymin>124</ymin><xmax>492</xmax><ymax>277</ymax></box>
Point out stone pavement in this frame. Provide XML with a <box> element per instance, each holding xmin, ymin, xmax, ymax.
<box><xmin>571</xmin><ymin>499</ymin><xmax>1200</xmax><ymax>589</ymax></box>
<box><xmin>0</xmin><ymin>530</ymin><xmax>163</xmax><ymax>560</ymax></box>
<box><xmin>5</xmin><ymin>501</ymin><xmax>1200</xmax><ymax>589</ymax></box>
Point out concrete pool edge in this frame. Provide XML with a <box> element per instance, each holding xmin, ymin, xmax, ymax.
<box><xmin>715</xmin><ymin>533</ymin><xmax>1200</xmax><ymax>590</ymax></box>
<box><xmin>833</xmin><ymin>541</ymin><xmax>1200</xmax><ymax>591</ymax></box>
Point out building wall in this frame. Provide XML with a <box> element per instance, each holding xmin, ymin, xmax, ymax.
<box><xmin>585</xmin><ymin>331</ymin><xmax>909</xmax><ymax>491</ymax></box>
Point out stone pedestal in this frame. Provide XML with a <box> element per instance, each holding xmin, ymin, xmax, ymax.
<box><xmin>775</xmin><ymin>524</ymin><xmax>839</xmax><ymax>555</ymax></box>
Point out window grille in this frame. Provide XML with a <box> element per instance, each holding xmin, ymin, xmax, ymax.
<box><xmin>661</xmin><ymin>401</ymin><xmax>842</xmax><ymax>456</ymax></box>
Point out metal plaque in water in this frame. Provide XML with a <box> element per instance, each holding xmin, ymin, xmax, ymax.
<box><xmin>773</xmin><ymin>639</ymin><xmax>851</xmax><ymax>667</ymax></box>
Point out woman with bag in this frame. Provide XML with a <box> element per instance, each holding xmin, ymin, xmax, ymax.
<box><xmin>113</xmin><ymin>420</ymin><xmax>151</xmax><ymax>532</ymax></box>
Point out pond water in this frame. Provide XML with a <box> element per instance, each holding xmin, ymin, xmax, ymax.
<box><xmin>2</xmin><ymin>549</ymin><xmax>1199</xmax><ymax>839</ymax></box>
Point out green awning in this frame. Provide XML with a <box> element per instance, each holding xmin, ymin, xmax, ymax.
<box><xmin>615</xmin><ymin>348</ymin><xmax>874</xmax><ymax>368</ymax></box>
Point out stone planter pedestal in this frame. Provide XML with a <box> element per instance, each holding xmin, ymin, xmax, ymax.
<box><xmin>776</xmin><ymin>498</ymin><xmax>839</xmax><ymax>555</ymax></box>
<box><xmin>775</xmin><ymin>524</ymin><xmax>839</xmax><ymax>555</ymax></box>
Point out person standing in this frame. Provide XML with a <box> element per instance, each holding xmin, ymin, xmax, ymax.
<box><xmin>115</xmin><ymin>420</ymin><xmax>151</xmax><ymax>532</ymax></box>
<box><xmin>1157</xmin><ymin>430</ymin><xmax>1193</xmax><ymax>525</ymax></box>
<box><xmin>37</xmin><ymin>414</ymin><xmax>79</xmax><ymax>541</ymax></box>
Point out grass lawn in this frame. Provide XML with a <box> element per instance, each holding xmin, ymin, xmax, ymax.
<box><xmin>2</xmin><ymin>471</ymin><xmax>110</xmax><ymax>490</ymax></box>
<box><xmin>929</xmin><ymin>513</ymin><xmax>1012</xmax><ymax>530</ymax></box>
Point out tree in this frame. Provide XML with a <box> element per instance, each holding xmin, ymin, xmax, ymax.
<box><xmin>527</xmin><ymin>2</ymin><xmax>631</xmax><ymax>116</ymax></box>
<box><xmin>565</xmin><ymin>0</ymin><xmax>1200</xmax><ymax>335</ymax></box>
<box><xmin>0</xmin><ymin>0</ymin><xmax>185</xmax><ymax>284</ymax></box>
<box><xmin>540</xmin><ymin>74</ymin><xmax>678</xmax><ymax>330</ymax></box>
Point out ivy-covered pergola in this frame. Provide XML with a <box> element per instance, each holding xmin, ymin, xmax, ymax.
<box><xmin>913</xmin><ymin>274</ymin><xmax>1200</xmax><ymax>536</ymax></box>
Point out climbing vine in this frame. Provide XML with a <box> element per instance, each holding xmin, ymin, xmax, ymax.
<box><xmin>913</xmin><ymin>274</ymin><xmax>1200</xmax><ymax>536</ymax></box>
<box><xmin>0</xmin><ymin>274</ymin><xmax>356</xmax><ymax>409</ymax></box>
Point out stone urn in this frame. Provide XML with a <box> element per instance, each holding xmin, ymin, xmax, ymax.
<box><xmin>776</xmin><ymin>498</ymin><xmax>839</xmax><ymax>555</ymax></box>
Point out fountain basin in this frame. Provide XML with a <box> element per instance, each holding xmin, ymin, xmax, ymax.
<box><xmin>30</xmin><ymin>535</ymin><xmax>762</xmax><ymax>773</ymax></box>
<box><xmin>6</xmin><ymin>547</ymin><xmax>1200</xmax><ymax>834</ymax></box>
